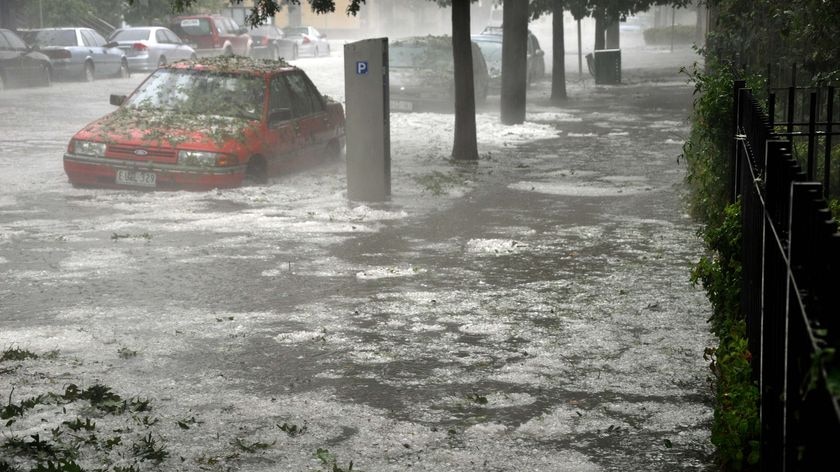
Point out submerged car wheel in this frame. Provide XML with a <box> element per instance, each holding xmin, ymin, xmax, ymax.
<box><xmin>41</xmin><ymin>64</ymin><xmax>52</xmax><ymax>87</ymax></box>
<box><xmin>117</xmin><ymin>61</ymin><xmax>129</xmax><ymax>78</ymax></box>
<box><xmin>325</xmin><ymin>139</ymin><xmax>342</xmax><ymax>161</ymax></box>
<box><xmin>245</xmin><ymin>156</ymin><xmax>267</xmax><ymax>184</ymax></box>
<box><xmin>158</xmin><ymin>56</ymin><xmax>167</xmax><ymax>68</ymax></box>
<box><xmin>83</xmin><ymin>62</ymin><xmax>94</xmax><ymax>82</ymax></box>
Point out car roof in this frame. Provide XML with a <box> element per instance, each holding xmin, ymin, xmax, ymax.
<box><xmin>26</xmin><ymin>27</ymin><xmax>85</xmax><ymax>31</ymax></box>
<box><xmin>165</xmin><ymin>55</ymin><xmax>298</xmax><ymax>76</ymax></box>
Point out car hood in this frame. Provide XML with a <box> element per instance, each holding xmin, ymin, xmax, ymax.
<box><xmin>75</xmin><ymin>107</ymin><xmax>260</xmax><ymax>151</ymax></box>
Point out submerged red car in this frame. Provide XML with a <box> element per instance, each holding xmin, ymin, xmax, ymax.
<box><xmin>64</xmin><ymin>56</ymin><xmax>345</xmax><ymax>190</ymax></box>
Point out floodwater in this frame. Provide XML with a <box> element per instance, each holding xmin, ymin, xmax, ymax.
<box><xmin>0</xmin><ymin>45</ymin><xmax>715</xmax><ymax>471</ymax></box>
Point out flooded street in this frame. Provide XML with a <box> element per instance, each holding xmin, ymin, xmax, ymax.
<box><xmin>0</xmin><ymin>47</ymin><xmax>715</xmax><ymax>471</ymax></box>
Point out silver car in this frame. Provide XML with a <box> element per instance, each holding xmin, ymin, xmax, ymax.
<box><xmin>20</xmin><ymin>27</ymin><xmax>128</xmax><ymax>81</ymax></box>
<box><xmin>282</xmin><ymin>26</ymin><xmax>330</xmax><ymax>57</ymax></box>
<box><xmin>109</xmin><ymin>27</ymin><xmax>196</xmax><ymax>72</ymax></box>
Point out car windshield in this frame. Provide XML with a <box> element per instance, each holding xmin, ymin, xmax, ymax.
<box><xmin>250</xmin><ymin>26</ymin><xmax>272</xmax><ymax>36</ymax></box>
<box><xmin>27</xmin><ymin>29</ymin><xmax>76</xmax><ymax>47</ymax></box>
<box><xmin>390</xmin><ymin>45</ymin><xmax>452</xmax><ymax>70</ymax></box>
<box><xmin>125</xmin><ymin>69</ymin><xmax>265</xmax><ymax>121</ymax></box>
<box><xmin>283</xmin><ymin>27</ymin><xmax>308</xmax><ymax>36</ymax></box>
<box><xmin>111</xmin><ymin>29</ymin><xmax>151</xmax><ymax>41</ymax></box>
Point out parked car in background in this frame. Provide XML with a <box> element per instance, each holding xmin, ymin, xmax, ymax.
<box><xmin>248</xmin><ymin>25</ymin><xmax>298</xmax><ymax>60</ymax></box>
<box><xmin>474</xmin><ymin>25</ymin><xmax>545</xmax><ymax>88</ymax></box>
<box><xmin>108</xmin><ymin>26</ymin><xmax>196</xmax><ymax>72</ymax></box>
<box><xmin>20</xmin><ymin>27</ymin><xmax>128</xmax><ymax>81</ymax></box>
<box><xmin>282</xmin><ymin>26</ymin><xmax>330</xmax><ymax>57</ymax></box>
<box><xmin>0</xmin><ymin>28</ymin><xmax>52</xmax><ymax>90</ymax></box>
<box><xmin>63</xmin><ymin>56</ymin><xmax>345</xmax><ymax>190</ymax></box>
<box><xmin>168</xmin><ymin>15</ymin><xmax>252</xmax><ymax>57</ymax></box>
<box><xmin>389</xmin><ymin>36</ymin><xmax>489</xmax><ymax>113</ymax></box>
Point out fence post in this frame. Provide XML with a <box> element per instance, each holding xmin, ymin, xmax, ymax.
<box><xmin>825</xmin><ymin>87</ymin><xmax>835</xmax><ymax>199</ymax></box>
<box><xmin>807</xmin><ymin>92</ymin><xmax>818</xmax><ymax>181</ymax></box>
<box><xmin>732</xmin><ymin>79</ymin><xmax>747</xmax><ymax>202</ymax></box>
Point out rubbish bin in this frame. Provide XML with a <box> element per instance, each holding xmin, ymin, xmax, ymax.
<box><xmin>593</xmin><ymin>49</ymin><xmax>621</xmax><ymax>85</ymax></box>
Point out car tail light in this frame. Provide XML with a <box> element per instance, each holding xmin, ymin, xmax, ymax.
<box><xmin>262</xmin><ymin>37</ymin><xmax>269</xmax><ymax>45</ymax></box>
<box><xmin>302</xmin><ymin>35</ymin><xmax>310</xmax><ymax>44</ymax></box>
<box><xmin>48</xmin><ymin>49</ymin><xmax>71</xmax><ymax>59</ymax></box>
<box><xmin>132</xmin><ymin>42</ymin><xmax>148</xmax><ymax>51</ymax></box>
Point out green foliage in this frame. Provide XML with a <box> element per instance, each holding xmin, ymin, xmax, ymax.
<box><xmin>706</xmin><ymin>0</ymin><xmax>840</xmax><ymax>78</ymax></box>
<box><xmin>691</xmin><ymin>201</ymin><xmax>760</xmax><ymax>470</ymax></box>
<box><xmin>704</xmin><ymin>321</ymin><xmax>760</xmax><ymax>470</ymax></box>
<box><xmin>691</xmin><ymin>202</ymin><xmax>742</xmax><ymax>335</ymax></box>
<box><xmin>0</xmin><ymin>348</ymin><xmax>38</xmax><ymax>363</ymax></box>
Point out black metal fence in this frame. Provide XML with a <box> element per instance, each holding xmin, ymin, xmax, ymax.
<box><xmin>765</xmin><ymin>64</ymin><xmax>840</xmax><ymax>200</ymax></box>
<box><xmin>732</xmin><ymin>80</ymin><xmax>840</xmax><ymax>471</ymax></box>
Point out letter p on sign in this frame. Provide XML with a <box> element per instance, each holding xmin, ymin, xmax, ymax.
<box><xmin>356</xmin><ymin>61</ymin><xmax>368</xmax><ymax>75</ymax></box>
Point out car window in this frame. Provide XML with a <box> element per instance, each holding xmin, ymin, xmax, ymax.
<box><xmin>310</xmin><ymin>27</ymin><xmax>320</xmax><ymax>37</ymax></box>
<box><xmin>90</xmin><ymin>30</ymin><xmax>107</xmax><ymax>46</ymax></box>
<box><xmin>285</xmin><ymin>72</ymin><xmax>324</xmax><ymax>117</ymax></box>
<box><xmin>3</xmin><ymin>30</ymin><xmax>26</xmax><ymax>49</ymax></box>
<box><xmin>283</xmin><ymin>27</ymin><xmax>308</xmax><ymax>37</ymax></box>
<box><xmin>0</xmin><ymin>31</ymin><xmax>13</xmax><ymax>50</ymax></box>
<box><xmin>228</xmin><ymin>18</ymin><xmax>242</xmax><ymax>33</ymax></box>
<box><xmin>155</xmin><ymin>30</ymin><xmax>168</xmax><ymax>43</ymax></box>
<box><xmin>390</xmin><ymin>43</ymin><xmax>452</xmax><ymax>71</ymax></box>
<box><xmin>174</xmin><ymin>18</ymin><xmax>212</xmax><ymax>37</ymax></box>
<box><xmin>112</xmin><ymin>29</ymin><xmax>151</xmax><ymax>41</ymax></box>
<box><xmin>269</xmin><ymin>75</ymin><xmax>293</xmax><ymax>116</ymax></box>
<box><xmin>29</xmin><ymin>29</ymin><xmax>77</xmax><ymax>47</ymax></box>
<box><xmin>80</xmin><ymin>30</ymin><xmax>96</xmax><ymax>47</ymax></box>
<box><xmin>163</xmin><ymin>30</ymin><xmax>180</xmax><ymax>43</ymax></box>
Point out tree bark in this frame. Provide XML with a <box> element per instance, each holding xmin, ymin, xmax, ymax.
<box><xmin>550</xmin><ymin>0</ymin><xmax>566</xmax><ymax>104</ymax></box>
<box><xmin>451</xmin><ymin>0</ymin><xmax>478</xmax><ymax>161</ymax></box>
<box><xmin>606</xmin><ymin>17</ymin><xmax>619</xmax><ymax>49</ymax></box>
<box><xmin>594</xmin><ymin>14</ymin><xmax>605</xmax><ymax>50</ymax></box>
<box><xmin>501</xmin><ymin>0</ymin><xmax>528</xmax><ymax>125</ymax></box>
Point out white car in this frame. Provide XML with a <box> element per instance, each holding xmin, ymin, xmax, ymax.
<box><xmin>109</xmin><ymin>26</ymin><xmax>196</xmax><ymax>72</ymax></box>
<box><xmin>282</xmin><ymin>26</ymin><xmax>330</xmax><ymax>57</ymax></box>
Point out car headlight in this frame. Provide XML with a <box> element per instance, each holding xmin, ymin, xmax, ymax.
<box><xmin>177</xmin><ymin>150</ymin><xmax>237</xmax><ymax>167</ymax></box>
<box><xmin>73</xmin><ymin>140</ymin><xmax>106</xmax><ymax>157</ymax></box>
<box><xmin>178</xmin><ymin>150</ymin><xmax>219</xmax><ymax>167</ymax></box>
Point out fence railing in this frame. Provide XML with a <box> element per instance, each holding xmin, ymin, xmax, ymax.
<box><xmin>732</xmin><ymin>80</ymin><xmax>840</xmax><ymax>471</ymax></box>
<box><xmin>765</xmin><ymin>64</ymin><xmax>840</xmax><ymax>200</ymax></box>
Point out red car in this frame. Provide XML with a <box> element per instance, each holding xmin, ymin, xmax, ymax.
<box><xmin>169</xmin><ymin>14</ymin><xmax>252</xmax><ymax>57</ymax></box>
<box><xmin>63</xmin><ymin>56</ymin><xmax>345</xmax><ymax>190</ymax></box>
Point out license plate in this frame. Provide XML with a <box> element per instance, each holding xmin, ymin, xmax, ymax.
<box><xmin>116</xmin><ymin>169</ymin><xmax>156</xmax><ymax>187</ymax></box>
<box><xmin>390</xmin><ymin>100</ymin><xmax>413</xmax><ymax>112</ymax></box>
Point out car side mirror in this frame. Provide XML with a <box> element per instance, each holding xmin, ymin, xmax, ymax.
<box><xmin>269</xmin><ymin>108</ymin><xmax>292</xmax><ymax>127</ymax></box>
<box><xmin>110</xmin><ymin>94</ymin><xmax>126</xmax><ymax>106</ymax></box>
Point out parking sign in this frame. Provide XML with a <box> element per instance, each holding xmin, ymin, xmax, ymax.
<box><xmin>356</xmin><ymin>61</ymin><xmax>368</xmax><ymax>75</ymax></box>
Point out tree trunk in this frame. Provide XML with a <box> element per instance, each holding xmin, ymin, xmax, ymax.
<box><xmin>451</xmin><ymin>0</ymin><xmax>478</xmax><ymax>161</ymax></box>
<box><xmin>606</xmin><ymin>17</ymin><xmax>619</xmax><ymax>49</ymax></box>
<box><xmin>550</xmin><ymin>0</ymin><xmax>566</xmax><ymax>104</ymax></box>
<box><xmin>501</xmin><ymin>0</ymin><xmax>528</xmax><ymax>125</ymax></box>
<box><xmin>594</xmin><ymin>14</ymin><xmax>605</xmax><ymax>51</ymax></box>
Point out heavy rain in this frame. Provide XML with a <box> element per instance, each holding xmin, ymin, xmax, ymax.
<box><xmin>6</xmin><ymin>0</ymin><xmax>831</xmax><ymax>471</ymax></box>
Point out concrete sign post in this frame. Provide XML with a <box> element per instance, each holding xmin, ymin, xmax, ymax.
<box><xmin>344</xmin><ymin>38</ymin><xmax>390</xmax><ymax>202</ymax></box>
